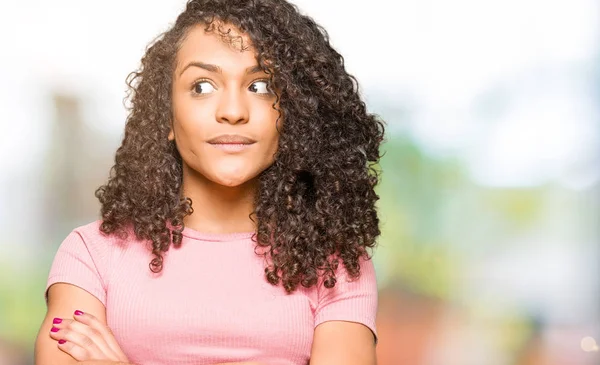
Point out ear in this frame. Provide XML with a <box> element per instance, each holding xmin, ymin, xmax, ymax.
<box><xmin>168</xmin><ymin>127</ymin><xmax>175</xmax><ymax>141</ymax></box>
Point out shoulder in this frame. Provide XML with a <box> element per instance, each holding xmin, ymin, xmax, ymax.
<box><xmin>314</xmin><ymin>256</ymin><xmax>378</xmax><ymax>314</ymax></box>
<box><xmin>72</xmin><ymin>219</ymin><xmax>113</xmax><ymax>241</ymax></box>
<box><xmin>317</xmin><ymin>256</ymin><xmax>377</xmax><ymax>295</ymax></box>
<box><xmin>54</xmin><ymin>220</ymin><xmax>135</xmax><ymax>274</ymax></box>
<box><xmin>313</xmin><ymin>256</ymin><xmax>379</xmax><ymax>344</ymax></box>
<box><xmin>69</xmin><ymin>220</ymin><xmax>134</xmax><ymax>251</ymax></box>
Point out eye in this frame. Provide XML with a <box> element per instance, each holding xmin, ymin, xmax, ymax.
<box><xmin>192</xmin><ymin>81</ymin><xmax>216</xmax><ymax>95</ymax></box>
<box><xmin>249</xmin><ymin>80</ymin><xmax>271</xmax><ymax>95</ymax></box>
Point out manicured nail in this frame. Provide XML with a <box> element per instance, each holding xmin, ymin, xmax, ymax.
<box><xmin>53</xmin><ymin>318</ymin><xmax>62</xmax><ymax>324</ymax></box>
<box><xmin>58</xmin><ymin>339</ymin><xmax>66</xmax><ymax>344</ymax></box>
<box><xmin>74</xmin><ymin>310</ymin><xmax>84</xmax><ymax>315</ymax></box>
<box><xmin>51</xmin><ymin>327</ymin><xmax>59</xmax><ymax>332</ymax></box>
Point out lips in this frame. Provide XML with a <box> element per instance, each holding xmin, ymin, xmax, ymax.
<box><xmin>207</xmin><ymin>134</ymin><xmax>256</xmax><ymax>145</ymax></box>
<box><xmin>207</xmin><ymin>134</ymin><xmax>256</xmax><ymax>153</ymax></box>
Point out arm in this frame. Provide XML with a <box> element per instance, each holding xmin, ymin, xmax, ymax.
<box><xmin>309</xmin><ymin>255</ymin><xmax>378</xmax><ymax>365</ymax></box>
<box><xmin>36</xmin><ymin>284</ymin><xmax>262</xmax><ymax>365</ymax></box>
<box><xmin>34</xmin><ymin>283</ymin><xmax>132</xmax><ymax>365</ymax></box>
<box><xmin>309</xmin><ymin>321</ymin><xmax>376</xmax><ymax>365</ymax></box>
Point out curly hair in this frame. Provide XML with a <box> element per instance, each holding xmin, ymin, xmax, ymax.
<box><xmin>95</xmin><ymin>0</ymin><xmax>385</xmax><ymax>293</ymax></box>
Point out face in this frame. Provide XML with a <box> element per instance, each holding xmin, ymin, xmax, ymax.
<box><xmin>169</xmin><ymin>23</ymin><xmax>280</xmax><ymax>188</ymax></box>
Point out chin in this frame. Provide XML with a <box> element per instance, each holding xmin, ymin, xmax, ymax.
<box><xmin>211</xmin><ymin>171</ymin><xmax>256</xmax><ymax>188</ymax></box>
<box><xmin>216</xmin><ymin>178</ymin><xmax>247</xmax><ymax>187</ymax></box>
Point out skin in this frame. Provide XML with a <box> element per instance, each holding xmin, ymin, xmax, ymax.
<box><xmin>35</xmin><ymin>24</ymin><xmax>375</xmax><ymax>365</ymax></box>
<box><xmin>169</xmin><ymin>23</ymin><xmax>280</xmax><ymax>235</ymax></box>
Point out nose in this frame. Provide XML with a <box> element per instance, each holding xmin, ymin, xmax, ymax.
<box><xmin>216</xmin><ymin>88</ymin><xmax>249</xmax><ymax>125</ymax></box>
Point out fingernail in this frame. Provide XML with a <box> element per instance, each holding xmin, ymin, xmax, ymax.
<box><xmin>53</xmin><ymin>318</ymin><xmax>62</xmax><ymax>324</ymax></box>
<box><xmin>58</xmin><ymin>339</ymin><xmax>66</xmax><ymax>344</ymax></box>
<box><xmin>51</xmin><ymin>327</ymin><xmax>59</xmax><ymax>332</ymax></box>
<box><xmin>74</xmin><ymin>310</ymin><xmax>84</xmax><ymax>316</ymax></box>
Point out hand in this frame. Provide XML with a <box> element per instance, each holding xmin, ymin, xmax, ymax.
<box><xmin>49</xmin><ymin>310</ymin><xmax>130</xmax><ymax>363</ymax></box>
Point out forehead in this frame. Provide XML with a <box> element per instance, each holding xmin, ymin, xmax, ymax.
<box><xmin>175</xmin><ymin>23</ymin><xmax>258</xmax><ymax>73</ymax></box>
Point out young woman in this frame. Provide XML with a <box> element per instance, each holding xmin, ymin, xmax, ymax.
<box><xmin>35</xmin><ymin>0</ymin><xmax>385</xmax><ymax>364</ymax></box>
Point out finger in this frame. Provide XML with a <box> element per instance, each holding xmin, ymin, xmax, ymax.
<box><xmin>66</xmin><ymin>320</ymin><xmax>121</xmax><ymax>359</ymax></box>
<box><xmin>48</xmin><ymin>319</ymin><xmax>72</xmax><ymax>342</ymax></box>
<box><xmin>72</xmin><ymin>310</ymin><xmax>129</xmax><ymax>362</ymax></box>
<box><xmin>48</xmin><ymin>318</ymin><xmax>73</xmax><ymax>344</ymax></box>
<box><xmin>58</xmin><ymin>339</ymin><xmax>90</xmax><ymax>361</ymax></box>
<box><xmin>56</xmin><ymin>338</ymin><xmax>119</xmax><ymax>363</ymax></box>
<box><xmin>49</xmin><ymin>327</ymin><xmax>100</xmax><ymax>362</ymax></box>
<box><xmin>56</xmin><ymin>338</ymin><xmax>92</xmax><ymax>362</ymax></box>
<box><xmin>49</xmin><ymin>326</ymin><xmax>106</xmax><ymax>361</ymax></box>
<box><xmin>49</xmin><ymin>317</ymin><xmax>74</xmax><ymax>330</ymax></box>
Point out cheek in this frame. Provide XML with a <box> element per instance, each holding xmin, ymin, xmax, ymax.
<box><xmin>258</xmin><ymin>124</ymin><xmax>280</xmax><ymax>165</ymax></box>
<box><xmin>173</xmin><ymin>105</ymin><xmax>212</xmax><ymax>151</ymax></box>
<box><xmin>265</xmin><ymin>133</ymin><xmax>280</xmax><ymax>161</ymax></box>
<box><xmin>262</xmin><ymin>108</ymin><xmax>281</xmax><ymax>152</ymax></box>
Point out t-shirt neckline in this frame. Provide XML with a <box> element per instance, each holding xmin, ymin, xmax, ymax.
<box><xmin>181</xmin><ymin>226</ymin><xmax>256</xmax><ymax>242</ymax></box>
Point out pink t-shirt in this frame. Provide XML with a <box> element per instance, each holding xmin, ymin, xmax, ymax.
<box><xmin>46</xmin><ymin>221</ymin><xmax>378</xmax><ymax>365</ymax></box>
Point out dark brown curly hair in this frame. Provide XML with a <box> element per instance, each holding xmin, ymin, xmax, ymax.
<box><xmin>95</xmin><ymin>0</ymin><xmax>385</xmax><ymax>293</ymax></box>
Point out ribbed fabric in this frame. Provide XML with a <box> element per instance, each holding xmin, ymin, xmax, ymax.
<box><xmin>46</xmin><ymin>221</ymin><xmax>378</xmax><ymax>365</ymax></box>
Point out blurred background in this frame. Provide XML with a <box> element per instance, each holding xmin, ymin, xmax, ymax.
<box><xmin>0</xmin><ymin>0</ymin><xmax>598</xmax><ymax>364</ymax></box>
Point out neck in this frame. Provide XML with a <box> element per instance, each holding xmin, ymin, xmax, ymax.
<box><xmin>181</xmin><ymin>167</ymin><xmax>258</xmax><ymax>235</ymax></box>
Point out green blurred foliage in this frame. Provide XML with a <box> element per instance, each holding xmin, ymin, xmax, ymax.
<box><xmin>0</xmin><ymin>255</ymin><xmax>49</xmax><ymax>349</ymax></box>
<box><xmin>375</xmin><ymin>135</ymin><xmax>465</xmax><ymax>298</ymax></box>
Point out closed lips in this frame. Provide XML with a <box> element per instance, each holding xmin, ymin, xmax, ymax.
<box><xmin>207</xmin><ymin>135</ymin><xmax>256</xmax><ymax>144</ymax></box>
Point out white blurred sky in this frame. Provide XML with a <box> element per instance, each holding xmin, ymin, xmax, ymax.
<box><xmin>0</xmin><ymin>0</ymin><xmax>598</xmax><ymax>187</ymax></box>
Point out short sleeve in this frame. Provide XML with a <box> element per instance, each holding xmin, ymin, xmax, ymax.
<box><xmin>45</xmin><ymin>229</ymin><xmax>109</xmax><ymax>306</ymax></box>
<box><xmin>314</xmin><ymin>257</ymin><xmax>378</xmax><ymax>342</ymax></box>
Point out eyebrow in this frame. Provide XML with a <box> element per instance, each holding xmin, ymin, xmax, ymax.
<box><xmin>179</xmin><ymin>62</ymin><xmax>265</xmax><ymax>77</ymax></box>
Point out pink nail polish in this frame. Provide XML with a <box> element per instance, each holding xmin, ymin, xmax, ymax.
<box><xmin>53</xmin><ymin>318</ymin><xmax>62</xmax><ymax>324</ymax></box>
<box><xmin>51</xmin><ymin>327</ymin><xmax>59</xmax><ymax>332</ymax></box>
<box><xmin>74</xmin><ymin>310</ymin><xmax>84</xmax><ymax>316</ymax></box>
<box><xmin>58</xmin><ymin>339</ymin><xmax>66</xmax><ymax>345</ymax></box>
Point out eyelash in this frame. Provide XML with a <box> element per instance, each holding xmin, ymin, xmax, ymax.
<box><xmin>190</xmin><ymin>78</ymin><xmax>273</xmax><ymax>96</ymax></box>
<box><xmin>189</xmin><ymin>79</ymin><xmax>213</xmax><ymax>96</ymax></box>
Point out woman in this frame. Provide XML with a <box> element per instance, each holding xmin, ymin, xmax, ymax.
<box><xmin>35</xmin><ymin>0</ymin><xmax>385</xmax><ymax>364</ymax></box>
